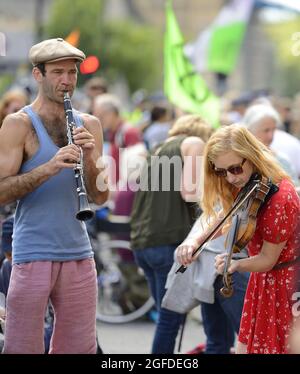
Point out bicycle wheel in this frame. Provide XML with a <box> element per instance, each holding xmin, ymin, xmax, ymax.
<box><xmin>95</xmin><ymin>239</ymin><xmax>155</xmax><ymax>324</ymax></box>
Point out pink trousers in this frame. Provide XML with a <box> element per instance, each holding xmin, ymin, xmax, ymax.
<box><xmin>3</xmin><ymin>258</ymin><xmax>97</xmax><ymax>354</ymax></box>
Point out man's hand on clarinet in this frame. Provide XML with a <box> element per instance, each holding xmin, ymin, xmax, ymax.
<box><xmin>46</xmin><ymin>144</ymin><xmax>81</xmax><ymax>175</ymax></box>
<box><xmin>72</xmin><ymin>127</ymin><xmax>95</xmax><ymax>152</ymax></box>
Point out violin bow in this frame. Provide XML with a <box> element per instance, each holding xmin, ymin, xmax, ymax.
<box><xmin>176</xmin><ymin>181</ymin><xmax>259</xmax><ymax>274</ymax></box>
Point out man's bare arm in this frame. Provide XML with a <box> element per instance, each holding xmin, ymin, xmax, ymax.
<box><xmin>0</xmin><ymin>113</ymin><xmax>81</xmax><ymax>205</ymax></box>
<box><xmin>0</xmin><ymin>166</ymin><xmax>55</xmax><ymax>205</ymax></box>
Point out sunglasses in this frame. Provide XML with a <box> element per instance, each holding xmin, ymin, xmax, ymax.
<box><xmin>213</xmin><ymin>158</ymin><xmax>246</xmax><ymax>177</ymax></box>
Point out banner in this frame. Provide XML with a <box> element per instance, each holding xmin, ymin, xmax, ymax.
<box><xmin>164</xmin><ymin>0</ymin><xmax>220</xmax><ymax>128</ymax></box>
<box><xmin>184</xmin><ymin>0</ymin><xmax>255</xmax><ymax>75</ymax></box>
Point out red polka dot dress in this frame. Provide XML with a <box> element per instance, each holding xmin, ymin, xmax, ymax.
<box><xmin>238</xmin><ymin>179</ymin><xmax>300</xmax><ymax>354</ymax></box>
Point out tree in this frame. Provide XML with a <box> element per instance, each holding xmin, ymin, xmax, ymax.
<box><xmin>264</xmin><ymin>16</ymin><xmax>300</xmax><ymax>96</ymax></box>
<box><xmin>45</xmin><ymin>0</ymin><xmax>161</xmax><ymax>92</ymax></box>
<box><xmin>46</xmin><ymin>0</ymin><xmax>104</xmax><ymax>57</ymax></box>
<box><xmin>101</xmin><ymin>20</ymin><xmax>161</xmax><ymax>93</ymax></box>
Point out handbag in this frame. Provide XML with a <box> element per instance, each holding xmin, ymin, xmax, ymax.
<box><xmin>162</xmin><ymin>235</ymin><xmax>229</xmax><ymax>313</ymax></box>
<box><xmin>161</xmin><ymin>260</ymin><xmax>201</xmax><ymax>314</ymax></box>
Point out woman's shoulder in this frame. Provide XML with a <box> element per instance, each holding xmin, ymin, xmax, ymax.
<box><xmin>278</xmin><ymin>178</ymin><xmax>297</xmax><ymax>192</ymax></box>
<box><xmin>270</xmin><ymin>178</ymin><xmax>299</xmax><ymax>206</ymax></box>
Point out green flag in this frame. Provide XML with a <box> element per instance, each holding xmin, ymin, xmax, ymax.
<box><xmin>185</xmin><ymin>0</ymin><xmax>254</xmax><ymax>75</ymax></box>
<box><xmin>164</xmin><ymin>0</ymin><xmax>220</xmax><ymax>128</ymax></box>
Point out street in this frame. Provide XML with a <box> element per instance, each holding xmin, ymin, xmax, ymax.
<box><xmin>96</xmin><ymin>309</ymin><xmax>205</xmax><ymax>354</ymax></box>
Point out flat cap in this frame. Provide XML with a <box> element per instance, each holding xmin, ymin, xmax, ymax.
<box><xmin>29</xmin><ymin>37</ymin><xmax>86</xmax><ymax>65</ymax></box>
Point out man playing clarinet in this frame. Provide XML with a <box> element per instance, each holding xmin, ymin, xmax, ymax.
<box><xmin>0</xmin><ymin>38</ymin><xmax>108</xmax><ymax>353</ymax></box>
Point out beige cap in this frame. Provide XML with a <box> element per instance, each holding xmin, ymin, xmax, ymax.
<box><xmin>29</xmin><ymin>37</ymin><xmax>86</xmax><ymax>66</ymax></box>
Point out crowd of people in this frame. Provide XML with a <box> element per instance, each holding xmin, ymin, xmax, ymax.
<box><xmin>0</xmin><ymin>37</ymin><xmax>299</xmax><ymax>355</ymax></box>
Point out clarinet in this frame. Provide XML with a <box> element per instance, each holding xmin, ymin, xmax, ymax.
<box><xmin>63</xmin><ymin>91</ymin><xmax>94</xmax><ymax>221</ymax></box>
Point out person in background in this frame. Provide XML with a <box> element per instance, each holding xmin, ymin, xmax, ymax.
<box><xmin>143</xmin><ymin>104</ymin><xmax>172</xmax><ymax>150</ymax></box>
<box><xmin>0</xmin><ymin>216</ymin><xmax>13</xmax><ymax>297</ymax></box>
<box><xmin>273</xmin><ymin>97</ymin><xmax>293</xmax><ymax>134</ymax></box>
<box><xmin>242</xmin><ymin>103</ymin><xmax>300</xmax><ymax>193</ymax></box>
<box><xmin>93</xmin><ymin>93</ymin><xmax>142</xmax><ymax>187</ymax></box>
<box><xmin>227</xmin><ymin>93</ymin><xmax>253</xmax><ymax>123</ymax></box>
<box><xmin>0</xmin><ymin>89</ymin><xmax>28</xmax><ymax>127</ymax></box>
<box><xmin>271</xmin><ymin>127</ymin><xmax>300</xmax><ymax>179</ymax></box>
<box><xmin>84</xmin><ymin>76</ymin><xmax>108</xmax><ymax>114</ymax></box>
<box><xmin>130</xmin><ymin>114</ymin><xmax>213</xmax><ymax>353</ymax></box>
<box><xmin>126</xmin><ymin>89</ymin><xmax>151</xmax><ymax>131</ymax></box>
<box><xmin>248</xmin><ymin>97</ymin><xmax>300</xmax><ymax>179</ymax></box>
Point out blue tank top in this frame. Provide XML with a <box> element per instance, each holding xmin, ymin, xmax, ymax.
<box><xmin>12</xmin><ymin>105</ymin><xmax>93</xmax><ymax>264</ymax></box>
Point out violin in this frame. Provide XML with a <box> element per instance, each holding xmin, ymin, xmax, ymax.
<box><xmin>220</xmin><ymin>174</ymin><xmax>278</xmax><ymax>297</ymax></box>
<box><xmin>176</xmin><ymin>174</ymin><xmax>279</xmax><ymax>297</ymax></box>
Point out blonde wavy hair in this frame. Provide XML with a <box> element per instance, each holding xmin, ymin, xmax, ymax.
<box><xmin>168</xmin><ymin>114</ymin><xmax>214</xmax><ymax>142</ymax></box>
<box><xmin>201</xmin><ymin>124</ymin><xmax>291</xmax><ymax>218</ymax></box>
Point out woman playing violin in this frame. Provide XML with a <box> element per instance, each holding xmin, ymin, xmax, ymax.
<box><xmin>176</xmin><ymin>124</ymin><xmax>300</xmax><ymax>354</ymax></box>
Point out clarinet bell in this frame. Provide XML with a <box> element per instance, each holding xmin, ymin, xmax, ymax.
<box><xmin>76</xmin><ymin>194</ymin><xmax>94</xmax><ymax>221</ymax></box>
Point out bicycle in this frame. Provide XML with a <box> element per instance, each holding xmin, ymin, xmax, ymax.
<box><xmin>88</xmin><ymin>208</ymin><xmax>155</xmax><ymax>324</ymax></box>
